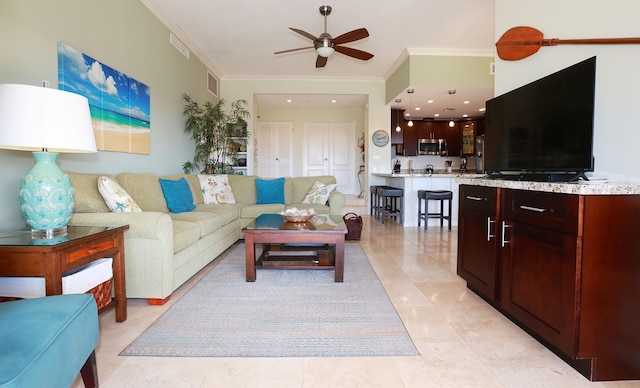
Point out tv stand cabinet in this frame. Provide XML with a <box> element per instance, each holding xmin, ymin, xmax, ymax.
<box><xmin>457</xmin><ymin>179</ymin><xmax>640</xmax><ymax>381</ymax></box>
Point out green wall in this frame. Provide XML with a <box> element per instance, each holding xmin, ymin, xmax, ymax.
<box><xmin>385</xmin><ymin>55</ymin><xmax>494</xmax><ymax>104</ymax></box>
<box><xmin>0</xmin><ymin>0</ymin><xmax>213</xmax><ymax>230</ymax></box>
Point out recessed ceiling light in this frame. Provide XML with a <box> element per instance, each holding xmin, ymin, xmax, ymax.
<box><xmin>434</xmin><ymin>113</ymin><xmax>440</xmax><ymax>117</ymax></box>
<box><xmin>331</xmin><ymin>99</ymin><xmax>337</xmax><ymax>103</ymax></box>
<box><xmin>463</xmin><ymin>114</ymin><xmax>468</xmax><ymax>117</ymax></box>
<box><xmin>479</xmin><ymin>107</ymin><xmax>486</xmax><ymax>112</ymax></box>
<box><xmin>427</xmin><ymin>100</ymin><xmax>434</xmax><ymax>104</ymax></box>
<box><xmin>463</xmin><ymin>101</ymin><xmax>470</xmax><ymax>104</ymax></box>
<box><xmin>415</xmin><ymin>107</ymin><xmax>420</xmax><ymax>111</ymax></box>
<box><xmin>405</xmin><ymin>112</ymin><xmax>410</xmax><ymax>116</ymax></box>
<box><xmin>286</xmin><ymin>99</ymin><xmax>292</xmax><ymax>103</ymax></box>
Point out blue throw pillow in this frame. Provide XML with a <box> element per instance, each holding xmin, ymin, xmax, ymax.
<box><xmin>256</xmin><ymin>177</ymin><xmax>285</xmax><ymax>204</ymax></box>
<box><xmin>158</xmin><ymin>177</ymin><xmax>196</xmax><ymax>213</ymax></box>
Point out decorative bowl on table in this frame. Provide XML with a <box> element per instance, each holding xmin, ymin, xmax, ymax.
<box><xmin>280</xmin><ymin>207</ymin><xmax>315</xmax><ymax>223</ymax></box>
<box><xmin>281</xmin><ymin>221</ymin><xmax>315</xmax><ymax>230</ymax></box>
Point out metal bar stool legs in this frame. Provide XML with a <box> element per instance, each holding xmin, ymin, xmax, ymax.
<box><xmin>417</xmin><ymin>190</ymin><xmax>452</xmax><ymax>230</ymax></box>
<box><xmin>370</xmin><ymin>185</ymin><xmax>383</xmax><ymax>219</ymax></box>
<box><xmin>377</xmin><ymin>187</ymin><xmax>404</xmax><ymax>225</ymax></box>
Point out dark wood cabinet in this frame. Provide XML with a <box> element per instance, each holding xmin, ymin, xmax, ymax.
<box><xmin>390</xmin><ymin>114</ymin><xmax>467</xmax><ymax>157</ymax></box>
<box><xmin>445</xmin><ymin>122</ymin><xmax>460</xmax><ymax>156</ymax></box>
<box><xmin>417</xmin><ymin>120</ymin><xmax>461</xmax><ymax>157</ymax></box>
<box><xmin>457</xmin><ymin>185</ymin><xmax>640</xmax><ymax>381</ymax></box>
<box><xmin>402</xmin><ymin>121</ymin><xmax>418</xmax><ymax>156</ymax></box>
<box><xmin>391</xmin><ymin>109</ymin><xmax>404</xmax><ymax>144</ymax></box>
<box><xmin>501</xmin><ymin>190</ymin><xmax>580</xmax><ymax>357</ymax></box>
<box><xmin>457</xmin><ymin>185</ymin><xmax>501</xmax><ymax>301</ymax></box>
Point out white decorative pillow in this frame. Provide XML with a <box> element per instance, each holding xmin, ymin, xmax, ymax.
<box><xmin>197</xmin><ymin>174</ymin><xmax>236</xmax><ymax>204</ymax></box>
<box><xmin>302</xmin><ymin>181</ymin><xmax>337</xmax><ymax>205</ymax></box>
<box><xmin>97</xmin><ymin>176</ymin><xmax>142</xmax><ymax>213</ymax></box>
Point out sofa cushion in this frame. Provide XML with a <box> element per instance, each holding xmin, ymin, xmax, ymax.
<box><xmin>194</xmin><ymin>204</ymin><xmax>240</xmax><ymax>226</ymax></box>
<box><xmin>116</xmin><ymin>173</ymin><xmax>169</xmax><ymax>212</ymax></box>
<box><xmin>97</xmin><ymin>176</ymin><xmax>143</xmax><ymax>213</ymax></box>
<box><xmin>159</xmin><ymin>178</ymin><xmax>196</xmax><ymax>213</ymax></box>
<box><xmin>240</xmin><ymin>204</ymin><xmax>285</xmax><ymax>219</ymax></box>
<box><xmin>292</xmin><ymin>176</ymin><xmax>337</xmax><ymax>204</ymax></box>
<box><xmin>161</xmin><ymin>173</ymin><xmax>203</xmax><ymax>205</ymax></box>
<box><xmin>171</xmin><ymin>220</ymin><xmax>201</xmax><ymax>253</ymax></box>
<box><xmin>227</xmin><ymin>175</ymin><xmax>257</xmax><ymax>204</ymax></box>
<box><xmin>302</xmin><ymin>180</ymin><xmax>338</xmax><ymax>205</ymax></box>
<box><xmin>66</xmin><ymin>171</ymin><xmax>113</xmax><ymax>213</ymax></box>
<box><xmin>197</xmin><ymin>174</ymin><xmax>236</xmax><ymax>204</ymax></box>
<box><xmin>256</xmin><ymin>178</ymin><xmax>285</xmax><ymax>204</ymax></box>
<box><xmin>169</xmin><ymin>212</ymin><xmax>222</xmax><ymax>237</ymax></box>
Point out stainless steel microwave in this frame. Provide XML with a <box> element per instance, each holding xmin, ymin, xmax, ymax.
<box><xmin>418</xmin><ymin>138</ymin><xmax>447</xmax><ymax>155</ymax></box>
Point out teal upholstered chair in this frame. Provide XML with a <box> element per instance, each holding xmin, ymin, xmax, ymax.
<box><xmin>0</xmin><ymin>294</ymin><xmax>99</xmax><ymax>388</ymax></box>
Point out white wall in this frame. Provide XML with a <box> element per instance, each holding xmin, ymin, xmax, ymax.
<box><xmin>495</xmin><ymin>0</ymin><xmax>640</xmax><ymax>181</ymax></box>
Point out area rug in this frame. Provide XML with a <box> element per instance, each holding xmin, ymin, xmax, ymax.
<box><xmin>120</xmin><ymin>243</ymin><xmax>418</xmax><ymax>358</ymax></box>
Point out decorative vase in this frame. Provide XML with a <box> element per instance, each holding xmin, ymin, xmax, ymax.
<box><xmin>19</xmin><ymin>152</ymin><xmax>74</xmax><ymax>236</ymax></box>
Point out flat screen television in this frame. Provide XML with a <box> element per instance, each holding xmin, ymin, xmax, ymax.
<box><xmin>484</xmin><ymin>56</ymin><xmax>596</xmax><ymax>182</ymax></box>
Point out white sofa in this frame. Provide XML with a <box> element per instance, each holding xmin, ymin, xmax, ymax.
<box><xmin>67</xmin><ymin>172</ymin><xmax>345</xmax><ymax>304</ymax></box>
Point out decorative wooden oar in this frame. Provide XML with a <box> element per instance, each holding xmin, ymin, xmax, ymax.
<box><xmin>496</xmin><ymin>26</ymin><xmax>640</xmax><ymax>60</ymax></box>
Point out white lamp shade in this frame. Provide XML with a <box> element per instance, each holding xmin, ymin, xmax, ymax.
<box><xmin>0</xmin><ymin>83</ymin><xmax>97</xmax><ymax>153</ymax></box>
<box><xmin>316</xmin><ymin>46</ymin><xmax>335</xmax><ymax>58</ymax></box>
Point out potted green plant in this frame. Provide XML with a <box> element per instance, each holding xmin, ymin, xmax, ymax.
<box><xmin>181</xmin><ymin>93</ymin><xmax>250</xmax><ymax>174</ymax></box>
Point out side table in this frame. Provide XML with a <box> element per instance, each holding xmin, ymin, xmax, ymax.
<box><xmin>0</xmin><ymin>225</ymin><xmax>129</xmax><ymax>322</ymax></box>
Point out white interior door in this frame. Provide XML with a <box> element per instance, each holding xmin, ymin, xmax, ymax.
<box><xmin>303</xmin><ymin>121</ymin><xmax>356</xmax><ymax>194</ymax></box>
<box><xmin>256</xmin><ymin>121</ymin><xmax>292</xmax><ymax>178</ymax></box>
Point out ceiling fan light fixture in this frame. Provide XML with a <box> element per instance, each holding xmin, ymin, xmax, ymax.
<box><xmin>316</xmin><ymin>46</ymin><xmax>335</xmax><ymax>57</ymax></box>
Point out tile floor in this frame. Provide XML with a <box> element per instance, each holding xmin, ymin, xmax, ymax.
<box><xmin>74</xmin><ymin>209</ymin><xmax>639</xmax><ymax>387</ymax></box>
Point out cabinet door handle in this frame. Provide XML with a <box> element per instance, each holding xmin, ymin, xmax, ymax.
<box><xmin>501</xmin><ymin>221</ymin><xmax>511</xmax><ymax>247</ymax></box>
<box><xmin>486</xmin><ymin>217</ymin><xmax>495</xmax><ymax>241</ymax></box>
<box><xmin>520</xmin><ymin>205</ymin><xmax>546</xmax><ymax>213</ymax></box>
<box><xmin>466</xmin><ymin>195</ymin><xmax>483</xmax><ymax>201</ymax></box>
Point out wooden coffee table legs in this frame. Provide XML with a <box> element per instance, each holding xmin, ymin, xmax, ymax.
<box><xmin>243</xmin><ymin>232</ymin><xmax>345</xmax><ymax>282</ymax></box>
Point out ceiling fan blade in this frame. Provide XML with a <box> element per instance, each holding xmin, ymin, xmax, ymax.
<box><xmin>333</xmin><ymin>28</ymin><xmax>369</xmax><ymax>45</ymax></box>
<box><xmin>289</xmin><ymin>27</ymin><xmax>318</xmax><ymax>41</ymax></box>
<box><xmin>335</xmin><ymin>46</ymin><xmax>374</xmax><ymax>61</ymax></box>
<box><xmin>315</xmin><ymin>55</ymin><xmax>328</xmax><ymax>68</ymax></box>
<box><xmin>274</xmin><ymin>46</ymin><xmax>314</xmax><ymax>55</ymax></box>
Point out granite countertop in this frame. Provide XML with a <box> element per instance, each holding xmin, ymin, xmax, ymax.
<box><xmin>374</xmin><ymin>169</ymin><xmax>484</xmax><ymax>178</ymax></box>
<box><xmin>456</xmin><ymin>176</ymin><xmax>640</xmax><ymax>195</ymax></box>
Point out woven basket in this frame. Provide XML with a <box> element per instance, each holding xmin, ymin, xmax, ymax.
<box><xmin>89</xmin><ymin>278</ymin><xmax>112</xmax><ymax>310</ymax></box>
<box><xmin>343</xmin><ymin>212</ymin><xmax>363</xmax><ymax>240</ymax></box>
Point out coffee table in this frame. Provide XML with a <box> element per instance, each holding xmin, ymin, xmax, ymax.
<box><xmin>242</xmin><ymin>214</ymin><xmax>348</xmax><ymax>282</ymax></box>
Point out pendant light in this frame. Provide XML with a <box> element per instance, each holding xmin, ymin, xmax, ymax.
<box><xmin>448</xmin><ymin>89</ymin><xmax>456</xmax><ymax>127</ymax></box>
<box><xmin>407</xmin><ymin>89</ymin><xmax>414</xmax><ymax>127</ymax></box>
<box><xmin>395</xmin><ymin>99</ymin><xmax>402</xmax><ymax>132</ymax></box>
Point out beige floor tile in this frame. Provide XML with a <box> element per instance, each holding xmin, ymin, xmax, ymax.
<box><xmin>68</xmin><ymin>214</ymin><xmax>637</xmax><ymax>388</ymax></box>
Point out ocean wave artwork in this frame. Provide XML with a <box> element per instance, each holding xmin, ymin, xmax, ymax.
<box><xmin>58</xmin><ymin>42</ymin><xmax>151</xmax><ymax>154</ymax></box>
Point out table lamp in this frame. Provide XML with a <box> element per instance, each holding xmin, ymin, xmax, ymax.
<box><xmin>0</xmin><ymin>83</ymin><xmax>97</xmax><ymax>238</ymax></box>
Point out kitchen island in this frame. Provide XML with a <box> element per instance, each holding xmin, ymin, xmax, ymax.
<box><xmin>372</xmin><ymin>171</ymin><xmax>483</xmax><ymax>227</ymax></box>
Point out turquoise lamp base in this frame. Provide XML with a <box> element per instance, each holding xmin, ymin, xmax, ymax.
<box><xmin>19</xmin><ymin>152</ymin><xmax>74</xmax><ymax>238</ymax></box>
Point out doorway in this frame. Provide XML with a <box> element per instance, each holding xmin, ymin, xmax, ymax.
<box><xmin>302</xmin><ymin>121</ymin><xmax>356</xmax><ymax>195</ymax></box>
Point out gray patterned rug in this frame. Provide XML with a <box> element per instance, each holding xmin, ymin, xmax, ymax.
<box><xmin>120</xmin><ymin>242</ymin><xmax>418</xmax><ymax>357</ymax></box>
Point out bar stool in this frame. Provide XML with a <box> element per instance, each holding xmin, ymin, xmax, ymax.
<box><xmin>417</xmin><ymin>190</ymin><xmax>452</xmax><ymax>230</ymax></box>
<box><xmin>370</xmin><ymin>185</ymin><xmax>384</xmax><ymax>218</ymax></box>
<box><xmin>377</xmin><ymin>187</ymin><xmax>404</xmax><ymax>224</ymax></box>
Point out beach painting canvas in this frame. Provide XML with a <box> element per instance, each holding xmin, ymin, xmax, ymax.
<box><xmin>57</xmin><ymin>42</ymin><xmax>151</xmax><ymax>154</ymax></box>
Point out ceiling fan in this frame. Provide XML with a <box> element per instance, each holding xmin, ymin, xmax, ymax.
<box><xmin>274</xmin><ymin>5</ymin><xmax>374</xmax><ymax>68</ymax></box>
